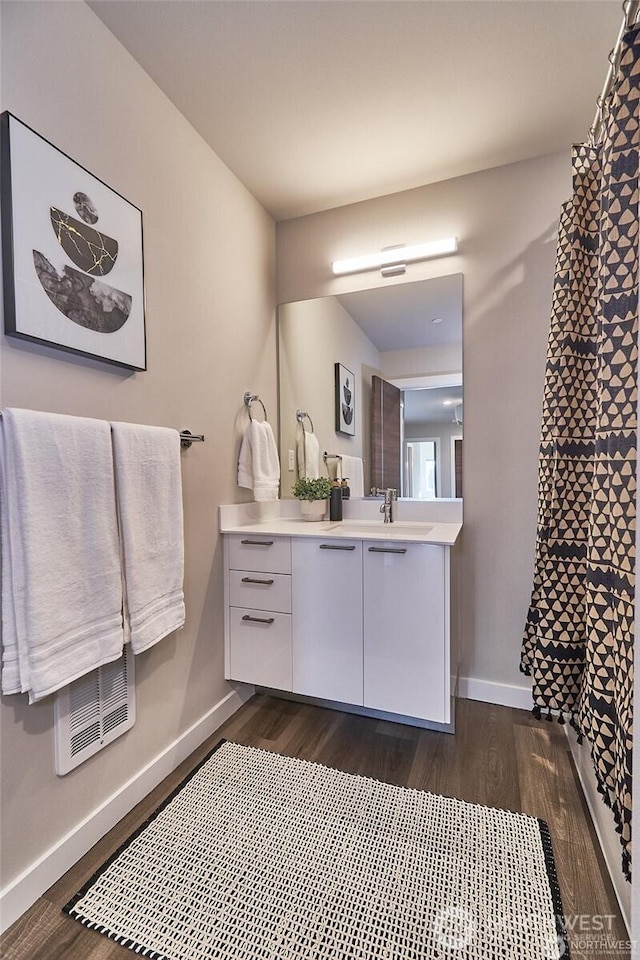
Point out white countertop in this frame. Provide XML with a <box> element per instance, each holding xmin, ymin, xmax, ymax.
<box><xmin>219</xmin><ymin>512</ymin><xmax>461</xmax><ymax>546</ymax></box>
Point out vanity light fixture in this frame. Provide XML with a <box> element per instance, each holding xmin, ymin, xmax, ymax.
<box><xmin>331</xmin><ymin>237</ymin><xmax>458</xmax><ymax>277</ymax></box>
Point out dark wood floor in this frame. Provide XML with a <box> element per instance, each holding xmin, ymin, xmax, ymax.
<box><xmin>1</xmin><ymin>695</ymin><xmax>630</xmax><ymax>960</ymax></box>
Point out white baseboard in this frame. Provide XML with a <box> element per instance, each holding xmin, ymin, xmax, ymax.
<box><xmin>565</xmin><ymin>725</ymin><xmax>631</xmax><ymax>934</ymax></box>
<box><xmin>458</xmin><ymin>675</ymin><xmax>532</xmax><ymax>710</ymax></box>
<box><xmin>0</xmin><ymin>684</ymin><xmax>253</xmax><ymax>934</ymax></box>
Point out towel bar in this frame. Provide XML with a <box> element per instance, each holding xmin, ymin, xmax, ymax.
<box><xmin>180</xmin><ymin>429</ymin><xmax>205</xmax><ymax>449</ymax></box>
<box><xmin>323</xmin><ymin>451</ymin><xmax>365</xmax><ymax>464</ymax></box>
<box><xmin>0</xmin><ymin>413</ymin><xmax>204</xmax><ymax>450</ymax></box>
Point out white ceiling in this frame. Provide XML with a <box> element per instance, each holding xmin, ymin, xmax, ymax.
<box><xmin>89</xmin><ymin>0</ymin><xmax>622</xmax><ymax>221</ymax></box>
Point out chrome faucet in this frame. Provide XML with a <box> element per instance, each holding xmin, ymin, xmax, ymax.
<box><xmin>380</xmin><ymin>488</ymin><xmax>397</xmax><ymax>523</ymax></box>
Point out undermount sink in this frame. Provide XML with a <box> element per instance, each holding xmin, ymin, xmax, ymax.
<box><xmin>325</xmin><ymin>521</ymin><xmax>433</xmax><ymax>537</ymax></box>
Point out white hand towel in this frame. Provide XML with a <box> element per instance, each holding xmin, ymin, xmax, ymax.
<box><xmin>238</xmin><ymin>419</ymin><xmax>280</xmax><ymax>501</ymax></box>
<box><xmin>0</xmin><ymin>408</ymin><xmax>124</xmax><ymax>702</ymax></box>
<box><xmin>296</xmin><ymin>428</ymin><xmax>320</xmax><ymax>480</ymax></box>
<box><xmin>340</xmin><ymin>455</ymin><xmax>365</xmax><ymax>498</ymax></box>
<box><xmin>111</xmin><ymin>422</ymin><xmax>186</xmax><ymax>653</ymax></box>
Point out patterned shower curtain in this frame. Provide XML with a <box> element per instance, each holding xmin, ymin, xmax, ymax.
<box><xmin>521</xmin><ymin>23</ymin><xmax>639</xmax><ymax>881</ymax></box>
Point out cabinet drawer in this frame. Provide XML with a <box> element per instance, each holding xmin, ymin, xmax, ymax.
<box><xmin>229</xmin><ymin>570</ymin><xmax>291</xmax><ymax>613</ymax></box>
<box><xmin>228</xmin><ymin>534</ymin><xmax>291</xmax><ymax>574</ymax></box>
<box><xmin>228</xmin><ymin>607</ymin><xmax>292</xmax><ymax>690</ymax></box>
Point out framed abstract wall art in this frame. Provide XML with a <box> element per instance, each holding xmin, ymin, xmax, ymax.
<box><xmin>0</xmin><ymin>112</ymin><xmax>146</xmax><ymax>370</ymax></box>
<box><xmin>335</xmin><ymin>362</ymin><xmax>355</xmax><ymax>436</ymax></box>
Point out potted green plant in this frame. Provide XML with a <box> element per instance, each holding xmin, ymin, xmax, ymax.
<box><xmin>293</xmin><ymin>476</ymin><xmax>332</xmax><ymax>521</ymax></box>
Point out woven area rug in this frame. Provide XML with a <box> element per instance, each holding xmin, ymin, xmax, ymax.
<box><xmin>65</xmin><ymin>740</ymin><xmax>569</xmax><ymax>960</ymax></box>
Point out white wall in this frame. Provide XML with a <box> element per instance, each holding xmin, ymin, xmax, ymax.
<box><xmin>0</xmin><ymin>0</ymin><xmax>275</xmax><ymax>919</ymax></box>
<box><xmin>277</xmin><ymin>151</ymin><xmax>570</xmax><ymax>697</ymax></box>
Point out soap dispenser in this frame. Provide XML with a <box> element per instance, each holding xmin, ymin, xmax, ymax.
<box><xmin>330</xmin><ymin>481</ymin><xmax>343</xmax><ymax>521</ymax></box>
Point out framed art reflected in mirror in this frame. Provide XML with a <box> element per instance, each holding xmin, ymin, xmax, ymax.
<box><xmin>335</xmin><ymin>362</ymin><xmax>355</xmax><ymax>436</ymax></box>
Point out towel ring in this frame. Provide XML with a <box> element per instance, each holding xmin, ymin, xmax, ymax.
<box><xmin>244</xmin><ymin>391</ymin><xmax>267</xmax><ymax>421</ymax></box>
<box><xmin>296</xmin><ymin>409</ymin><xmax>315</xmax><ymax>433</ymax></box>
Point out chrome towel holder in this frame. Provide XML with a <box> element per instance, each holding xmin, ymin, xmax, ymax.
<box><xmin>180</xmin><ymin>429</ymin><xmax>205</xmax><ymax>449</ymax></box>
<box><xmin>244</xmin><ymin>391</ymin><xmax>268</xmax><ymax>421</ymax></box>
<box><xmin>296</xmin><ymin>409</ymin><xmax>315</xmax><ymax>432</ymax></box>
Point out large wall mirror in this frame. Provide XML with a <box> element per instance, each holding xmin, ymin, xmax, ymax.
<box><xmin>278</xmin><ymin>273</ymin><xmax>463</xmax><ymax>499</ymax></box>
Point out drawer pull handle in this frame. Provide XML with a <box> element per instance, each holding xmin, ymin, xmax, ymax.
<box><xmin>319</xmin><ymin>544</ymin><xmax>356</xmax><ymax>551</ymax></box>
<box><xmin>241</xmin><ymin>577</ymin><xmax>274</xmax><ymax>585</ymax></box>
<box><xmin>240</xmin><ymin>539</ymin><xmax>274</xmax><ymax>546</ymax></box>
<box><xmin>368</xmin><ymin>546</ymin><xmax>407</xmax><ymax>554</ymax></box>
<box><xmin>241</xmin><ymin>614</ymin><xmax>275</xmax><ymax>625</ymax></box>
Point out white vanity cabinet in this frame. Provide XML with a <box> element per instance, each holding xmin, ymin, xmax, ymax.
<box><xmin>224</xmin><ymin>534</ymin><xmax>292</xmax><ymax>691</ymax></box>
<box><xmin>223</xmin><ymin>518</ymin><xmax>458</xmax><ymax>728</ymax></box>
<box><xmin>291</xmin><ymin>538</ymin><xmax>363</xmax><ymax>704</ymax></box>
<box><xmin>363</xmin><ymin>541</ymin><xmax>447</xmax><ymax>723</ymax></box>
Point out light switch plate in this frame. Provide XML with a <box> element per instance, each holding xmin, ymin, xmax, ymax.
<box><xmin>288</xmin><ymin>449</ymin><xmax>295</xmax><ymax>471</ymax></box>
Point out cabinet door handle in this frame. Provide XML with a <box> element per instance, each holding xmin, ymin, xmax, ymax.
<box><xmin>319</xmin><ymin>544</ymin><xmax>356</xmax><ymax>551</ymax></box>
<box><xmin>241</xmin><ymin>614</ymin><xmax>275</xmax><ymax>624</ymax></box>
<box><xmin>240</xmin><ymin>539</ymin><xmax>274</xmax><ymax>546</ymax></box>
<box><xmin>368</xmin><ymin>546</ymin><xmax>407</xmax><ymax>554</ymax></box>
<box><xmin>241</xmin><ymin>577</ymin><xmax>274</xmax><ymax>585</ymax></box>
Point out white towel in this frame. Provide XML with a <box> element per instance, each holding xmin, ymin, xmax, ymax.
<box><xmin>110</xmin><ymin>422</ymin><xmax>186</xmax><ymax>653</ymax></box>
<box><xmin>0</xmin><ymin>408</ymin><xmax>124</xmax><ymax>701</ymax></box>
<box><xmin>296</xmin><ymin>428</ymin><xmax>320</xmax><ymax>480</ymax></box>
<box><xmin>238</xmin><ymin>419</ymin><xmax>280</xmax><ymax>501</ymax></box>
<box><xmin>340</xmin><ymin>455</ymin><xmax>365</xmax><ymax>498</ymax></box>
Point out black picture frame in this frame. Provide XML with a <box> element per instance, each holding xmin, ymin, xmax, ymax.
<box><xmin>1</xmin><ymin>112</ymin><xmax>146</xmax><ymax>371</ymax></box>
<box><xmin>335</xmin><ymin>362</ymin><xmax>356</xmax><ymax>436</ymax></box>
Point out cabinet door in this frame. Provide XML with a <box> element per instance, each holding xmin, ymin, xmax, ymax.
<box><xmin>292</xmin><ymin>538</ymin><xmax>363</xmax><ymax>704</ymax></box>
<box><xmin>364</xmin><ymin>541</ymin><xmax>446</xmax><ymax>722</ymax></box>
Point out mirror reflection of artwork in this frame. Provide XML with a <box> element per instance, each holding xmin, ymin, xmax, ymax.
<box><xmin>342</xmin><ymin>377</ymin><xmax>353</xmax><ymax>424</ymax></box>
<box><xmin>335</xmin><ymin>362</ymin><xmax>356</xmax><ymax>436</ymax></box>
<box><xmin>1</xmin><ymin>112</ymin><xmax>146</xmax><ymax>370</ymax></box>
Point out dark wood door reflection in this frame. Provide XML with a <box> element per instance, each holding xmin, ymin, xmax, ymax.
<box><xmin>371</xmin><ymin>375</ymin><xmax>401</xmax><ymax>491</ymax></box>
<box><xmin>454</xmin><ymin>437</ymin><xmax>463</xmax><ymax>498</ymax></box>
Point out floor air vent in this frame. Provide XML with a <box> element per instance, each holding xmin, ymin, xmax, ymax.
<box><xmin>54</xmin><ymin>646</ymin><xmax>135</xmax><ymax>775</ymax></box>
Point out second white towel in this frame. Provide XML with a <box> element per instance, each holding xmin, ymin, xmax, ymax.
<box><xmin>296</xmin><ymin>428</ymin><xmax>320</xmax><ymax>480</ymax></box>
<box><xmin>340</xmin><ymin>455</ymin><xmax>365</xmax><ymax>498</ymax></box>
<box><xmin>111</xmin><ymin>422</ymin><xmax>186</xmax><ymax>653</ymax></box>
